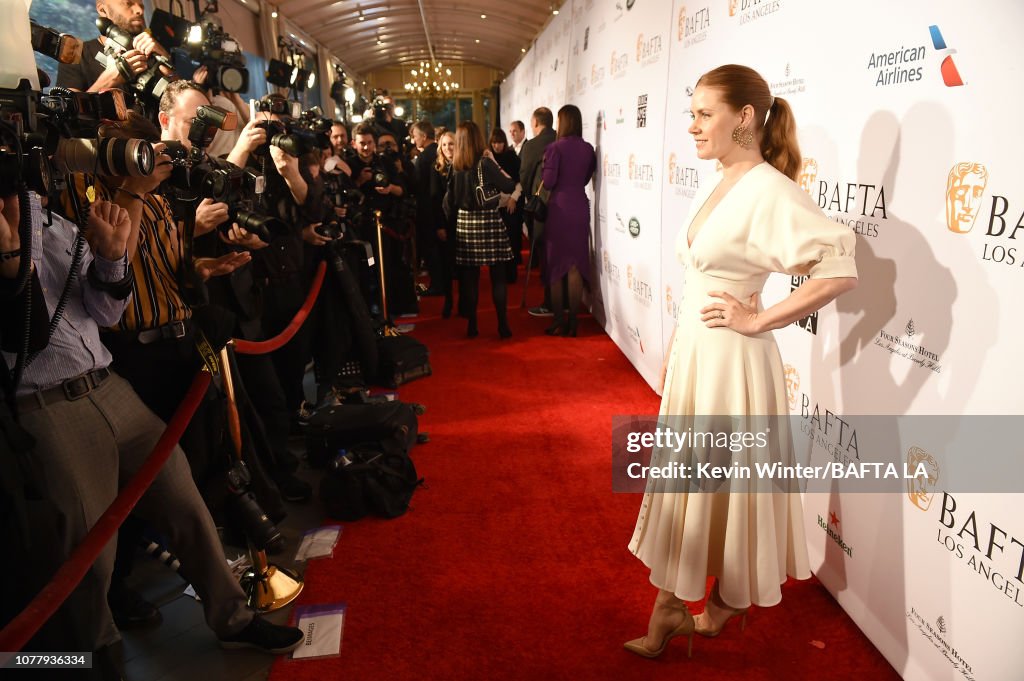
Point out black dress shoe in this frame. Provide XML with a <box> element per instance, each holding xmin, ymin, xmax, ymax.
<box><xmin>219</xmin><ymin>615</ymin><xmax>304</xmax><ymax>653</ymax></box>
<box><xmin>108</xmin><ymin>584</ymin><xmax>162</xmax><ymax>630</ymax></box>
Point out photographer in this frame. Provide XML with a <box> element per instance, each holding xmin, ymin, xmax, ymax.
<box><xmin>2</xmin><ymin>186</ymin><xmax>303</xmax><ymax>662</ymax></box>
<box><xmin>348</xmin><ymin>122</ymin><xmax>417</xmax><ymax>317</ymax></box>
<box><xmin>372</xmin><ymin>98</ymin><xmax>409</xmax><ymax>146</ymax></box>
<box><xmin>411</xmin><ymin>120</ymin><xmax>442</xmax><ymax>296</ymax></box>
<box><xmin>156</xmin><ymin>81</ymin><xmax>311</xmax><ymax>501</ymax></box>
<box><xmin>222</xmin><ymin>93</ymin><xmax>325</xmax><ymax>415</ymax></box>
<box><xmin>56</xmin><ymin>0</ymin><xmax>171</xmax><ymax>96</ymax></box>
<box><xmin>191</xmin><ymin>64</ymin><xmax>250</xmax><ymax>160</ymax></box>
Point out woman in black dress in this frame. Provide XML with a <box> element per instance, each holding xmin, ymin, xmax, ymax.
<box><xmin>443</xmin><ymin>121</ymin><xmax>517</xmax><ymax>338</ymax></box>
<box><xmin>489</xmin><ymin>129</ymin><xmax>523</xmax><ymax>281</ymax></box>
<box><xmin>430</xmin><ymin>129</ymin><xmax>457</xmax><ymax>317</ymax></box>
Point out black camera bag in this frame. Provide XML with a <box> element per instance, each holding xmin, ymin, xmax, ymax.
<box><xmin>305</xmin><ymin>401</ymin><xmax>419</xmax><ymax>468</ymax></box>
<box><xmin>377</xmin><ymin>334</ymin><xmax>431</xmax><ymax>388</ymax></box>
<box><xmin>320</xmin><ymin>442</ymin><xmax>423</xmax><ymax>521</ymax></box>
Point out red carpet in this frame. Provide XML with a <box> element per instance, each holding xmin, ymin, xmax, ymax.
<box><xmin>270</xmin><ymin>269</ymin><xmax>900</xmax><ymax>681</ymax></box>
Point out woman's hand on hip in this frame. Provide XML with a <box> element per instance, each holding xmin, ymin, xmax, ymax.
<box><xmin>701</xmin><ymin>291</ymin><xmax>764</xmax><ymax>336</ymax></box>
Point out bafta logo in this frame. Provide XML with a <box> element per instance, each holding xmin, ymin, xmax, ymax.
<box><xmin>678</xmin><ymin>6</ymin><xmax>686</xmax><ymax>41</ymax></box>
<box><xmin>602</xmin><ymin>249</ymin><xmax>609</xmax><ymax>273</ymax></box>
<box><xmin>906</xmin><ymin>446</ymin><xmax>940</xmax><ymax>511</ymax></box>
<box><xmin>628</xmin><ymin>154</ymin><xmax>637</xmax><ymax>180</ymax></box>
<box><xmin>729</xmin><ymin>0</ymin><xmax>739</xmax><ymax>17</ymax></box>
<box><xmin>783</xmin><ymin>364</ymin><xmax>800</xmax><ymax>410</ymax></box>
<box><xmin>798</xmin><ymin>158</ymin><xmax>818</xmax><ymax>196</ymax></box>
<box><xmin>665</xmin><ymin>285</ymin><xmax>673</xmax><ymax>315</ymax></box>
<box><xmin>636</xmin><ymin>34</ymin><xmax>643</xmax><ymax>62</ymax></box>
<box><xmin>627</xmin><ymin>265</ymin><xmax>634</xmax><ymax>289</ymax></box>
<box><xmin>667</xmin><ymin>153</ymin><xmax>678</xmax><ymax>184</ymax></box>
<box><xmin>945</xmin><ymin>162</ymin><xmax>989</xmax><ymax>233</ymax></box>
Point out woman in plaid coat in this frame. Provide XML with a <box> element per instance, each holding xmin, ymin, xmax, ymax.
<box><xmin>443</xmin><ymin>121</ymin><xmax>518</xmax><ymax>338</ymax></box>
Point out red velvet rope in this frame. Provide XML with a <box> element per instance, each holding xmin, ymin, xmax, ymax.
<box><xmin>0</xmin><ymin>370</ymin><xmax>212</xmax><ymax>658</ymax></box>
<box><xmin>233</xmin><ymin>261</ymin><xmax>327</xmax><ymax>355</ymax></box>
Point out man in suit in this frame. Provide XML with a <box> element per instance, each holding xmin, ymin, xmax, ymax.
<box><xmin>509</xmin><ymin>120</ymin><xmax>526</xmax><ymax>155</ymax></box>
<box><xmin>518</xmin><ymin>107</ymin><xmax>557</xmax><ymax>316</ymax></box>
<box><xmin>411</xmin><ymin>121</ymin><xmax>442</xmax><ymax>295</ymax></box>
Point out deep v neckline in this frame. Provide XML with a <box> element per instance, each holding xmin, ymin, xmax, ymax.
<box><xmin>686</xmin><ymin>162</ymin><xmax>765</xmax><ymax>249</ymax></box>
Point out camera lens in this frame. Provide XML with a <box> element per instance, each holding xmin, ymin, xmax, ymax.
<box><xmin>234</xmin><ymin>209</ymin><xmax>285</xmax><ymax>243</ymax></box>
<box><xmin>217</xmin><ymin>65</ymin><xmax>247</xmax><ymax>93</ymax></box>
<box><xmin>52</xmin><ymin>137</ymin><xmax>155</xmax><ymax>177</ymax></box>
<box><xmin>200</xmin><ymin>168</ymin><xmax>230</xmax><ymax>201</ymax></box>
<box><xmin>269</xmin><ymin>133</ymin><xmax>298</xmax><ymax>157</ymax></box>
<box><xmin>315</xmin><ymin>221</ymin><xmax>343</xmax><ymax>240</ymax></box>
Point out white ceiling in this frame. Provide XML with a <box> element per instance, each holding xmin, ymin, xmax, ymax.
<box><xmin>270</xmin><ymin>0</ymin><xmax>558</xmax><ymax>75</ymax></box>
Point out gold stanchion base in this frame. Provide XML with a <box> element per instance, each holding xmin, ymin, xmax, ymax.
<box><xmin>382</xmin><ymin>325</ymin><xmax>401</xmax><ymax>337</ymax></box>
<box><xmin>240</xmin><ymin>563</ymin><xmax>304</xmax><ymax>612</ymax></box>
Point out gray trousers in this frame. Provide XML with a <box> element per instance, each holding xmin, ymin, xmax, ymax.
<box><xmin>20</xmin><ymin>372</ymin><xmax>253</xmax><ymax>650</ymax></box>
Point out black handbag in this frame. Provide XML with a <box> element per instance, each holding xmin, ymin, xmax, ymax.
<box><xmin>524</xmin><ymin>180</ymin><xmax>549</xmax><ymax>222</ymax></box>
<box><xmin>475</xmin><ymin>160</ymin><xmax>502</xmax><ymax>210</ymax></box>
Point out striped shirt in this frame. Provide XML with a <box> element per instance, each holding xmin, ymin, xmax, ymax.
<box><xmin>65</xmin><ymin>175</ymin><xmax>191</xmax><ymax>332</ymax></box>
<box><xmin>4</xmin><ymin>193</ymin><xmax>129</xmax><ymax>396</ymax></box>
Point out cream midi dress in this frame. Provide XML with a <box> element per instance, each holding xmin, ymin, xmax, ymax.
<box><xmin>628</xmin><ymin>162</ymin><xmax>857</xmax><ymax>608</ymax></box>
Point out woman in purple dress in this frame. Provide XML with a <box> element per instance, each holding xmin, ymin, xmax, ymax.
<box><xmin>541</xmin><ymin>105</ymin><xmax>597</xmax><ymax>336</ymax></box>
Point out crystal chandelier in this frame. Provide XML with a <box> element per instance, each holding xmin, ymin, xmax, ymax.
<box><xmin>405</xmin><ymin>61</ymin><xmax>459</xmax><ymax>98</ymax></box>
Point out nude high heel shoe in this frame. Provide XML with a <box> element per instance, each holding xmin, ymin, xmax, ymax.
<box><xmin>694</xmin><ymin>584</ymin><xmax>749</xmax><ymax>638</ymax></box>
<box><xmin>624</xmin><ymin>600</ymin><xmax>696</xmax><ymax>659</ymax></box>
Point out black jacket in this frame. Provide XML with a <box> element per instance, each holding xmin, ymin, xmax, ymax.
<box><xmin>443</xmin><ymin>157</ymin><xmax>516</xmax><ymax>219</ymax></box>
<box><xmin>518</xmin><ymin>127</ymin><xmax>557</xmax><ymax>197</ymax></box>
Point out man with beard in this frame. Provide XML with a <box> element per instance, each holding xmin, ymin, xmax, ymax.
<box><xmin>56</xmin><ymin>0</ymin><xmax>171</xmax><ymax>94</ymax></box>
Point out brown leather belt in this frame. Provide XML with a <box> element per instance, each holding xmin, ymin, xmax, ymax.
<box><xmin>18</xmin><ymin>367</ymin><xmax>112</xmax><ymax>413</ymax></box>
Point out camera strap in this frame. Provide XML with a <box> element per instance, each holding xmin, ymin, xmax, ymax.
<box><xmin>174</xmin><ymin>197</ymin><xmax>210</xmax><ymax>308</ymax></box>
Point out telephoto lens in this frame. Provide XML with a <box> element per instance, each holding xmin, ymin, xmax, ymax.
<box><xmin>231</xmin><ymin>209</ymin><xmax>286</xmax><ymax>243</ymax></box>
<box><xmin>314</xmin><ymin>220</ymin><xmax>343</xmax><ymax>240</ymax></box>
<box><xmin>52</xmin><ymin>137</ymin><xmax>155</xmax><ymax>177</ymax></box>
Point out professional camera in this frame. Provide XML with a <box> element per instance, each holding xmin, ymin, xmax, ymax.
<box><xmin>0</xmin><ymin>80</ymin><xmax>154</xmax><ymax>196</ymax></box>
<box><xmin>96</xmin><ymin>17</ymin><xmax>175</xmax><ymax>104</ymax></box>
<box><xmin>162</xmin><ymin>105</ymin><xmax>284</xmax><ymax>242</ymax></box>
<box><xmin>367</xmin><ymin>150</ymin><xmax>395</xmax><ymax>190</ymax></box>
<box><xmin>185</xmin><ymin>14</ymin><xmax>249</xmax><ymax>94</ymax></box>
<box><xmin>252</xmin><ymin>118</ymin><xmax>322</xmax><ymax>158</ymax></box>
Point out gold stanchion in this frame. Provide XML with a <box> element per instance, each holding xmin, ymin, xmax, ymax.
<box><xmin>219</xmin><ymin>344</ymin><xmax>303</xmax><ymax>612</ymax></box>
<box><xmin>374</xmin><ymin>209</ymin><xmax>400</xmax><ymax>337</ymax></box>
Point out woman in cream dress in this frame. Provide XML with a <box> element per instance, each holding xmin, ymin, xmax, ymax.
<box><xmin>624</xmin><ymin>65</ymin><xmax>858</xmax><ymax>658</ymax></box>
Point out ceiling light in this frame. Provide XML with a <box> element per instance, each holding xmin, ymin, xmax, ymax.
<box><xmin>475</xmin><ymin>39</ymin><xmax>480</xmax><ymax>43</ymax></box>
<box><xmin>394</xmin><ymin>106</ymin><xmax>404</xmax><ymax>117</ymax></box>
<box><xmin>377</xmin><ymin>16</ymin><xmax>385</xmax><ymax>21</ymax></box>
<box><xmin>521</xmin><ymin>47</ymin><xmax>526</xmax><ymax>53</ymax></box>
<box><xmin>480</xmin><ymin>14</ymin><xmax>487</xmax><ymax>19</ymax></box>
<box><xmin>271</xmin><ymin>10</ymin><xmax>278</xmax><ymax>18</ymax></box>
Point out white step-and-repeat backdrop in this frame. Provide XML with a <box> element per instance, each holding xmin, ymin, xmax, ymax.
<box><xmin>502</xmin><ymin>1</ymin><xmax>1024</xmax><ymax>679</ymax></box>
